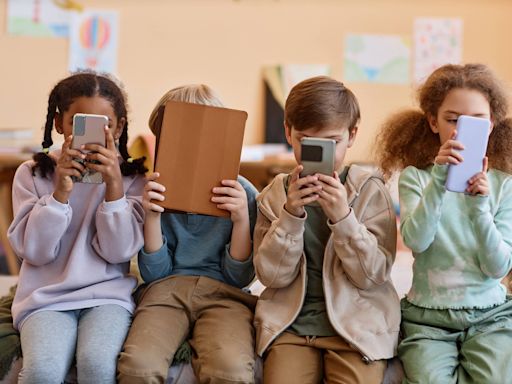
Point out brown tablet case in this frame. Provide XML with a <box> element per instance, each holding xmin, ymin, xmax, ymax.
<box><xmin>153</xmin><ymin>101</ymin><xmax>248</xmax><ymax>217</ymax></box>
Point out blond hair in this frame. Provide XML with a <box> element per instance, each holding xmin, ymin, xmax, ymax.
<box><xmin>148</xmin><ymin>84</ymin><xmax>224</xmax><ymax>135</ymax></box>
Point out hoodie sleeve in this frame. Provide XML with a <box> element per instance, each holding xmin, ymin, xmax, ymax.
<box><xmin>464</xmin><ymin>176</ymin><xmax>512</xmax><ymax>279</ymax></box>
<box><xmin>221</xmin><ymin>176</ymin><xmax>258</xmax><ymax>288</ymax></box>
<box><xmin>138</xmin><ymin>235</ymin><xmax>174</xmax><ymax>283</ymax></box>
<box><xmin>253</xmin><ymin>177</ymin><xmax>306</xmax><ymax>288</ymax></box>
<box><xmin>7</xmin><ymin>162</ymin><xmax>72</xmax><ymax>266</ymax></box>
<box><xmin>399</xmin><ymin>165</ymin><xmax>448</xmax><ymax>253</ymax></box>
<box><xmin>92</xmin><ymin>175</ymin><xmax>145</xmax><ymax>264</ymax></box>
<box><xmin>329</xmin><ymin>177</ymin><xmax>397</xmax><ymax>290</ymax></box>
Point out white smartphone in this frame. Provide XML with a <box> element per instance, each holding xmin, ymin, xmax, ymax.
<box><xmin>300</xmin><ymin>137</ymin><xmax>336</xmax><ymax>177</ymax></box>
<box><xmin>445</xmin><ymin>115</ymin><xmax>491</xmax><ymax>193</ymax></box>
<box><xmin>71</xmin><ymin>113</ymin><xmax>108</xmax><ymax>184</ymax></box>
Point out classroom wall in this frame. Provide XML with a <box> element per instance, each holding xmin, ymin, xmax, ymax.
<box><xmin>1</xmin><ymin>0</ymin><xmax>512</xmax><ymax>163</ymax></box>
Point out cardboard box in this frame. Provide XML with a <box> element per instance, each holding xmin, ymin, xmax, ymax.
<box><xmin>153</xmin><ymin>101</ymin><xmax>248</xmax><ymax>217</ymax></box>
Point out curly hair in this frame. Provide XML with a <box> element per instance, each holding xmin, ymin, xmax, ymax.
<box><xmin>33</xmin><ymin>71</ymin><xmax>147</xmax><ymax>178</ymax></box>
<box><xmin>375</xmin><ymin>63</ymin><xmax>512</xmax><ymax>179</ymax></box>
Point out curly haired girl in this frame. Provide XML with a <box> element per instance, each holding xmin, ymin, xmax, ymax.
<box><xmin>376</xmin><ymin>63</ymin><xmax>512</xmax><ymax>383</ymax></box>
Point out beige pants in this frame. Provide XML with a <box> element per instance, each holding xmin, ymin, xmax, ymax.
<box><xmin>117</xmin><ymin>275</ymin><xmax>257</xmax><ymax>384</ymax></box>
<box><xmin>263</xmin><ymin>332</ymin><xmax>386</xmax><ymax>384</ymax></box>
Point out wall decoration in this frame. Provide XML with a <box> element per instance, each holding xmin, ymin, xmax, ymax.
<box><xmin>344</xmin><ymin>34</ymin><xmax>410</xmax><ymax>84</ymax></box>
<box><xmin>7</xmin><ymin>0</ymin><xmax>82</xmax><ymax>37</ymax></box>
<box><xmin>414</xmin><ymin>18</ymin><xmax>463</xmax><ymax>83</ymax></box>
<box><xmin>68</xmin><ymin>10</ymin><xmax>119</xmax><ymax>74</ymax></box>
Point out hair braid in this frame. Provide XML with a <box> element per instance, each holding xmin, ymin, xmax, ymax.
<box><xmin>118</xmin><ymin>121</ymin><xmax>147</xmax><ymax>176</ymax></box>
<box><xmin>32</xmin><ymin>85</ymin><xmax>59</xmax><ymax>178</ymax></box>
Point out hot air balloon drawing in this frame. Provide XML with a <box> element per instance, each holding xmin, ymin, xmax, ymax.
<box><xmin>79</xmin><ymin>15</ymin><xmax>110</xmax><ymax>68</ymax></box>
<box><xmin>68</xmin><ymin>10</ymin><xmax>118</xmax><ymax>74</ymax></box>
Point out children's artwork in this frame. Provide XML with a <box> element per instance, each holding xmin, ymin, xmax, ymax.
<box><xmin>344</xmin><ymin>34</ymin><xmax>411</xmax><ymax>84</ymax></box>
<box><xmin>7</xmin><ymin>0</ymin><xmax>82</xmax><ymax>37</ymax></box>
<box><xmin>68</xmin><ymin>10</ymin><xmax>119</xmax><ymax>74</ymax></box>
<box><xmin>280</xmin><ymin>64</ymin><xmax>331</xmax><ymax>98</ymax></box>
<box><xmin>414</xmin><ymin>18</ymin><xmax>463</xmax><ymax>83</ymax></box>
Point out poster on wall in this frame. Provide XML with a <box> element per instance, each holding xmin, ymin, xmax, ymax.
<box><xmin>6</xmin><ymin>0</ymin><xmax>82</xmax><ymax>37</ymax></box>
<box><xmin>68</xmin><ymin>10</ymin><xmax>119</xmax><ymax>74</ymax></box>
<box><xmin>414</xmin><ymin>18</ymin><xmax>463</xmax><ymax>83</ymax></box>
<box><xmin>281</xmin><ymin>64</ymin><xmax>331</xmax><ymax>98</ymax></box>
<box><xmin>343</xmin><ymin>34</ymin><xmax>411</xmax><ymax>84</ymax></box>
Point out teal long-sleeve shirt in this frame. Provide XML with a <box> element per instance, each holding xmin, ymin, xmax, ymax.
<box><xmin>138</xmin><ymin>176</ymin><xmax>258</xmax><ymax>288</ymax></box>
<box><xmin>399</xmin><ymin>164</ymin><xmax>512</xmax><ymax>309</ymax></box>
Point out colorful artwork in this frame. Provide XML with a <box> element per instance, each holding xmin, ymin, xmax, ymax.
<box><xmin>68</xmin><ymin>10</ymin><xmax>119</xmax><ymax>74</ymax></box>
<box><xmin>7</xmin><ymin>0</ymin><xmax>81</xmax><ymax>37</ymax></box>
<box><xmin>414</xmin><ymin>18</ymin><xmax>463</xmax><ymax>83</ymax></box>
<box><xmin>344</xmin><ymin>34</ymin><xmax>411</xmax><ymax>84</ymax></box>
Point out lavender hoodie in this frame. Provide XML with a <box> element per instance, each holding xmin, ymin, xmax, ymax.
<box><xmin>8</xmin><ymin>157</ymin><xmax>145</xmax><ymax>330</ymax></box>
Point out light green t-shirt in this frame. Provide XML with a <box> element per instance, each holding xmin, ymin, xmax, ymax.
<box><xmin>399</xmin><ymin>164</ymin><xmax>512</xmax><ymax>309</ymax></box>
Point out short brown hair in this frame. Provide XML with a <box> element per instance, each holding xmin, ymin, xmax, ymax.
<box><xmin>284</xmin><ymin>76</ymin><xmax>360</xmax><ymax>132</ymax></box>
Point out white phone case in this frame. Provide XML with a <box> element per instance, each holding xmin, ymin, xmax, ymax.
<box><xmin>445</xmin><ymin>115</ymin><xmax>491</xmax><ymax>193</ymax></box>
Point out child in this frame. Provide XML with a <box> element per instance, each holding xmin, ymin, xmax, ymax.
<box><xmin>117</xmin><ymin>84</ymin><xmax>259</xmax><ymax>383</ymax></box>
<box><xmin>253</xmin><ymin>76</ymin><xmax>400</xmax><ymax>384</ymax></box>
<box><xmin>375</xmin><ymin>63</ymin><xmax>512</xmax><ymax>383</ymax></box>
<box><xmin>7</xmin><ymin>71</ymin><xmax>147</xmax><ymax>384</ymax></box>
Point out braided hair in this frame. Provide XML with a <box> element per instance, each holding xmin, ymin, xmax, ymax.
<box><xmin>33</xmin><ymin>71</ymin><xmax>147</xmax><ymax>178</ymax></box>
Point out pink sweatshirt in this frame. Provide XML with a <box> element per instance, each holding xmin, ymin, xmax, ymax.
<box><xmin>8</xmin><ymin>158</ymin><xmax>145</xmax><ymax>330</ymax></box>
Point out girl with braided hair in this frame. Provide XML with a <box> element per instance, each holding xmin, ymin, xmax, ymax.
<box><xmin>7</xmin><ymin>71</ymin><xmax>146</xmax><ymax>384</ymax></box>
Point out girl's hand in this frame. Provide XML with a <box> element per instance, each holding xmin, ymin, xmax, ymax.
<box><xmin>211</xmin><ymin>180</ymin><xmax>248</xmax><ymax>224</ymax></box>
<box><xmin>435</xmin><ymin>130</ymin><xmax>465</xmax><ymax>165</ymax></box>
<box><xmin>82</xmin><ymin>126</ymin><xmax>123</xmax><ymax>201</ymax></box>
<box><xmin>284</xmin><ymin>165</ymin><xmax>322</xmax><ymax>217</ymax></box>
<box><xmin>315</xmin><ymin>172</ymin><xmax>350</xmax><ymax>223</ymax></box>
<box><xmin>143</xmin><ymin>172</ymin><xmax>166</xmax><ymax>215</ymax></box>
<box><xmin>467</xmin><ymin>157</ymin><xmax>489</xmax><ymax>196</ymax></box>
<box><xmin>53</xmin><ymin>135</ymin><xmax>86</xmax><ymax>203</ymax></box>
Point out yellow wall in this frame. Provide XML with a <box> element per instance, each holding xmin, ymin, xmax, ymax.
<box><xmin>1</xmin><ymin>0</ymin><xmax>512</xmax><ymax>162</ymax></box>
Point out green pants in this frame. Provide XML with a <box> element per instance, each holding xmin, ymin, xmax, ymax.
<box><xmin>398</xmin><ymin>296</ymin><xmax>512</xmax><ymax>384</ymax></box>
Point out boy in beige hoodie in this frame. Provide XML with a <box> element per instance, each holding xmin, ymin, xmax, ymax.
<box><xmin>253</xmin><ymin>76</ymin><xmax>400</xmax><ymax>384</ymax></box>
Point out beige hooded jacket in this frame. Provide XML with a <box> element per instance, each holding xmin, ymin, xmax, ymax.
<box><xmin>253</xmin><ymin>165</ymin><xmax>400</xmax><ymax>361</ymax></box>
